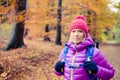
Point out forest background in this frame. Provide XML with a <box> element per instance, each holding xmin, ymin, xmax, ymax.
<box><xmin>0</xmin><ymin>0</ymin><xmax>120</xmax><ymax>43</ymax></box>
<box><xmin>0</xmin><ymin>0</ymin><xmax>120</xmax><ymax>80</ymax></box>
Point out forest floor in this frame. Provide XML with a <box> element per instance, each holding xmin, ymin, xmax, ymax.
<box><xmin>0</xmin><ymin>37</ymin><xmax>120</xmax><ymax>80</ymax></box>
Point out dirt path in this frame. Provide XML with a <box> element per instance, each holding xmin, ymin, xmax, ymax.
<box><xmin>100</xmin><ymin>43</ymin><xmax>120</xmax><ymax>80</ymax></box>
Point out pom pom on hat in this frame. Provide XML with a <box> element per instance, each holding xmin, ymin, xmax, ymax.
<box><xmin>74</xmin><ymin>15</ymin><xmax>86</xmax><ymax>21</ymax></box>
<box><xmin>69</xmin><ymin>15</ymin><xmax>88</xmax><ymax>35</ymax></box>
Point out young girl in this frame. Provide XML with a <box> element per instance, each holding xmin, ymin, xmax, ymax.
<box><xmin>54</xmin><ymin>15</ymin><xmax>115</xmax><ymax>80</ymax></box>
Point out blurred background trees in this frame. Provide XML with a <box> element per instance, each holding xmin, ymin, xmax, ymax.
<box><xmin>0</xmin><ymin>0</ymin><xmax>120</xmax><ymax>45</ymax></box>
<box><xmin>1</xmin><ymin>0</ymin><xmax>27</xmax><ymax>51</ymax></box>
<box><xmin>112</xmin><ymin>2</ymin><xmax>120</xmax><ymax>43</ymax></box>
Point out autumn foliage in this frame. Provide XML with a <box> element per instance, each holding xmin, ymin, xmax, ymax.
<box><xmin>0</xmin><ymin>0</ymin><xmax>116</xmax><ymax>42</ymax></box>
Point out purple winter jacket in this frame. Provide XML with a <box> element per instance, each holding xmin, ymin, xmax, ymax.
<box><xmin>54</xmin><ymin>35</ymin><xmax>115</xmax><ymax>80</ymax></box>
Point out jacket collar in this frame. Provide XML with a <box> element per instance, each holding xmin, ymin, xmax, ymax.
<box><xmin>67</xmin><ymin>34</ymin><xmax>94</xmax><ymax>52</ymax></box>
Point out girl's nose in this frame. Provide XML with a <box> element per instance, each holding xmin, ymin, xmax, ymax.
<box><xmin>75</xmin><ymin>31</ymin><xmax>79</xmax><ymax>35</ymax></box>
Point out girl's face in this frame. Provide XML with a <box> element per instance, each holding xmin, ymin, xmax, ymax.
<box><xmin>70</xmin><ymin>29</ymin><xmax>86</xmax><ymax>44</ymax></box>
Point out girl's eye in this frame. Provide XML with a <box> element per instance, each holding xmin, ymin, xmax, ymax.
<box><xmin>78</xmin><ymin>30</ymin><xmax>83</xmax><ymax>32</ymax></box>
<box><xmin>72</xmin><ymin>30</ymin><xmax>75</xmax><ymax>33</ymax></box>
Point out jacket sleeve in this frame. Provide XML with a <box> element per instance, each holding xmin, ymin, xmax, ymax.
<box><xmin>93</xmin><ymin>48</ymin><xmax>115</xmax><ymax>80</ymax></box>
<box><xmin>54</xmin><ymin>48</ymin><xmax>64</xmax><ymax>76</ymax></box>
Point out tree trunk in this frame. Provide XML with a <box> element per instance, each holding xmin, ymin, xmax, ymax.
<box><xmin>55</xmin><ymin>0</ymin><xmax>62</xmax><ymax>45</ymax></box>
<box><xmin>2</xmin><ymin>0</ymin><xmax>27</xmax><ymax>51</ymax></box>
<box><xmin>45</xmin><ymin>24</ymin><xmax>49</xmax><ymax>32</ymax></box>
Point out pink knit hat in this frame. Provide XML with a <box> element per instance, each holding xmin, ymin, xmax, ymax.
<box><xmin>69</xmin><ymin>15</ymin><xmax>88</xmax><ymax>35</ymax></box>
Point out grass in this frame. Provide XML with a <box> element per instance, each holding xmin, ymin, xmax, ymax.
<box><xmin>0</xmin><ymin>23</ymin><xmax>13</xmax><ymax>39</ymax></box>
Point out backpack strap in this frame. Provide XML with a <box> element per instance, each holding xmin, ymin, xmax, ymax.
<box><xmin>62</xmin><ymin>44</ymin><xmax>94</xmax><ymax>62</ymax></box>
<box><xmin>62</xmin><ymin>44</ymin><xmax>83</xmax><ymax>69</ymax></box>
<box><xmin>62</xmin><ymin>44</ymin><xmax>69</xmax><ymax>62</ymax></box>
<box><xmin>86</xmin><ymin>44</ymin><xmax>100</xmax><ymax>80</ymax></box>
<box><xmin>86</xmin><ymin>44</ymin><xmax>94</xmax><ymax>62</ymax></box>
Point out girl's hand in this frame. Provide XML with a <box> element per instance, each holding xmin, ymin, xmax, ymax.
<box><xmin>84</xmin><ymin>61</ymin><xmax>98</xmax><ymax>74</ymax></box>
<box><xmin>54</xmin><ymin>61</ymin><xmax>65</xmax><ymax>73</ymax></box>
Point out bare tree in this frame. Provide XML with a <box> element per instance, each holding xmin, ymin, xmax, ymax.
<box><xmin>55</xmin><ymin>0</ymin><xmax>62</xmax><ymax>45</ymax></box>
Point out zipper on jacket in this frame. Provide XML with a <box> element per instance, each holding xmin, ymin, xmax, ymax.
<box><xmin>70</xmin><ymin>44</ymin><xmax>78</xmax><ymax>80</ymax></box>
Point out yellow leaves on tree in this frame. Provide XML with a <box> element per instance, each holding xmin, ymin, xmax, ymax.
<box><xmin>0</xmin><ymin>0</ymin><xmax>115</xmax><ymax>41</ymax></box>
<box><xmin>16</xmin><ymin>11</ymin><xmax>26</xmax><ymax>22</ymax></box>
<box><xmin>0</xmin><ymin>0</ymin><xmax>16</xmax><ymax>23</ymax></box>
<box><xmin>25</xmin><ymin>0</ymin><xmax>57</xmax><ymax>38</ymax></box>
